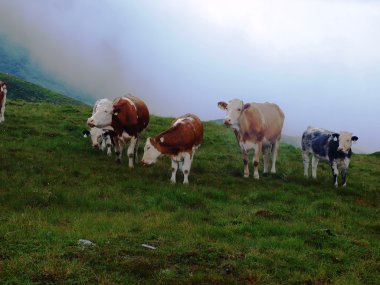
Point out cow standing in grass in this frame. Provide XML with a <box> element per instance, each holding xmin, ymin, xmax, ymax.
<box><xmin>87</xmin><ymin>96</ymin><xmax>149</xmax><ymax>167</ymax></box>
<box><xmin>218</xmin><ymin>99</ymin><xmax>284</xmax><ymax>179</ymax></box>
<box><xmin>142</xmin><ymin>114</ymin><xmax>203</xmax><ymax>184</ymax></box>
<box><xmin>302</xmin><ymin>127</ymin><xmax>358</xmax><ymax>187</ymax></box>
<box><xmin>0</xmin><ymin>81</ymin><xmax>7</xmax><ymax>123</ymax></box>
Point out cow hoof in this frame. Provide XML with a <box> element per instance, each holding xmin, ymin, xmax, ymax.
<box><xmin>170</xmin><ymin>179</ymin><xmax>176</xmax><ymax>184</ymax></box>
<box><xmin>116</xmin><ymin>159</ymin><xmax>122</xmax><ymax>164</ymax></box>
<box><xmin>342</xmin><ymin>183</ymin><xmax>346</xmax><ymax>187</ymax></box>
<box><xmin>254</xmin><ymin>174</ymin><xmax>260</xmax><ymax>180</ymax></box>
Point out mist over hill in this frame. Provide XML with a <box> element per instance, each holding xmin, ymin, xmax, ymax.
<box><xmin>0</xmin><ymin>36</ymin><xmax>93</xmax><ymax>105</ymax></box>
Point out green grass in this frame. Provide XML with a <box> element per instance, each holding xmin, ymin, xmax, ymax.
<box><xmin>0</xmin><ymin>99</ymin><xmax>379</xmax><ymax>284</ymax></box>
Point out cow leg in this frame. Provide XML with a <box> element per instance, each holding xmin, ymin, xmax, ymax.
<box><xmin>342</xmin><ymin>168</ymin><xmax>347</xmax><ymax>187</ymax></box>
<box><xmin>182</xmin><ymin>153</ymin><xmax>193</xmax><ymax>184</ymax></box>
<box><xmin>342</xmin><ymin>158</ymin><xmax>350</xmax><ymax>187</ymax></box>
<box><xmin>253</xmin><ymin>142</ymin><xmax>262</xmax><ymax>180</ymax></box>
<box><xmin>311</xmin><ymin>155</ymin><xmax>319</xmax><ymax>179</ymax></box>
<box><xmin>170</xmin><ymin>159</ymin><xmax>179</xmax><ymax>184</ymax></box>
<box><xmin>127</xmin><ymin>137</ymin><xmax>138</xmax><ymax>168</ymax></box>
<box><xmin>331</xmin><ymin>161</ymin><xmax>339</xmax><ymax>187</ymax></box>
<box><xmin>270</xmin><ymin>140</ymin><xmax>279</xmax><ymax>174</ymax></box>
<box><xmin>303</xmin><ymin>151</ymin><xmax>310</xmax><ymax>177</ymax></box>
<box><xmin>105</xmin><ymin>136</ymin><xmax>113</xmax><ymax>156</ymax></box>
<box><xmin>114</xmin><ymin>138</ymin><xmax>124</xmax><ymax>163</ymax></box>
<box><xmin>242</xmin><ymin>150</ymin><xmax>249</xmax><ymax>178</ymax></box>
<box><xmin>262</xmin><ymin>146</ymin><xmax>270</xmax><ymax>175</ymax></box>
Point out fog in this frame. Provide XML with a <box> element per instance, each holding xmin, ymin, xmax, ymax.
<box><xmin>0</xmin><ymin>0</ymin><xmax>379</xmax><ymax>152</ymax></box>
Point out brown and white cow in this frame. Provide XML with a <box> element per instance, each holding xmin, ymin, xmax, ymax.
<box><xmin>218</xmin><ymin>99</ymin><xmax>284</xmax><ymax>179</ymax></box>
<box><xmin>87</xmin><ymin>96</ymin><xmax>150</xmax><ymax>167</ymax></box>
<box><xmin>0</xmin><ymin>81</ymin><xmax>7</xmax><ymax>123</ymax></box>
<box><xmin>141</xmin><ymin>114</ymin><xmax>203</xmax><ymax>184</ymax></box>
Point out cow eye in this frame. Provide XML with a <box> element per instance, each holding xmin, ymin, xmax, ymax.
<box><xmin>237</xmin><ymin>108</ymin><xmax>241</xmax><ymax>112</ymax></box>
<box><xmin>147</xmin><ymin>146</ymin><xmax>150</xmax><ymax>150</ymax></box>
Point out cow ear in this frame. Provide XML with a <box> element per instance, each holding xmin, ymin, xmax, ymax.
<box><xmin>217</xmin><ymin>101</ymin><xmax>227</xmax><ymax>110</ymax></box>
<box><xmin>332</xmin><ymin>133</ymin><xmax>340</xmax><ymax>141</ymax></box>
<box><xmin>243</xmin><ymin>103</ymin><xmax>251</xmax><ymax>111</ymax></box>
<box><xmin>82</xmin><ymin>130</ymin><xmax>90</xmax><ymax>138</ymax></box>
<box><xmin>351</xmin><ymin>136</ymin><xmax>358</xmax><ymax>142</ymax></box>
<box><xmin>113</xmin><ymin>107</ymin><xmax>120</xmax><ymax>116</ymax></box>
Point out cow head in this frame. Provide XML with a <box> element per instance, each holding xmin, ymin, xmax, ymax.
<box><xmin>87</xmin><ymin>99</ymin><xmax>113</xmax><ymax>128</ymax></box>
<box><xmin>217</xmin><ymin>99</ymin><xmax>244</xmax><ymax>127</ymax></box>
<box><xmin>332</xmin><ymin>132</ymin><xmax>359</xmax><ymax>153</ymax></box>
<box><xmin>141</xmin><ymin>138</ymin><xmax>162</xmax><ymax>165</ymax></box>
<box><xmin>83</xmin><ymin>127</ymin><xmax>103</xmax><ymax>149</ymax></box>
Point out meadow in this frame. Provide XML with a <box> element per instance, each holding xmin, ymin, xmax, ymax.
<box><xmin>0</xmin><ymin>98</ymin><xmax>379</xmax><ymax>284</ymax></box>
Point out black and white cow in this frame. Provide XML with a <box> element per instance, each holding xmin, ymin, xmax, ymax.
<box><xmin>302</xmin><ymin>127</ymin><xmax>359</xmax><ymax>187</ymax></box>
<box><xmin>82</xmin><ymin>127</ymin><xmax>115</xmax><ymax>156</ymax></box>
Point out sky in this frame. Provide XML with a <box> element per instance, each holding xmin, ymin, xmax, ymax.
<box><xmin>0</xmin><ymin>0</ymin><xmax>379</xmax><ymax>152</ymax></box>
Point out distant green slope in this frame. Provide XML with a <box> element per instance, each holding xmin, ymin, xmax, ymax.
<box><xmin>0</xmin><ymin>72</ymin><xmax>85</xmax><ymax>106</ymax></box>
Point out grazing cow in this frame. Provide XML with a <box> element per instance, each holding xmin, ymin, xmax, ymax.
<box><xmin>218</xmin><ymin>99</ymin><xmax>284</xmax><ymax>179</ymax></box>
<box><xmin>0</xmin><ymin>81</ymin><xmax>7</xmax><ymax>123</ymax></box>
<box><xmin>141</xmin><ymin>114</ymin><xmax>203</xmax><ymax>184</ymax></box>
<box><xmin>87</xmin><ymin>96</ymin><xmax>150</xmax><ymax>167</ymax></box>
<box><xmin>82</xmin><ymin>127</ymin><xmax>114</xmax><ymax>156</ymax></box>
<box><xmin>302</xmin><ymin>127</ymin><xmax>359</xmax><ymax>187</ymax></box>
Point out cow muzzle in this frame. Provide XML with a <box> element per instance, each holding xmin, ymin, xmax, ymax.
<box><xmin>87</xmin><ymin>118</ymin><xmax>95</xmax><ymax>128</ymax></box>
<box><xmin>223</xmin><ymin>119</ymin><xmax>232</xmax><ymax>126</ymax></box>
<box><xmin>92</xmin><ymin>144</ymin><xmax>99</xmax><ymax>149</ymax></box>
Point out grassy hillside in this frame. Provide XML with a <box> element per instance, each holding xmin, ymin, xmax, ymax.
<box><xmin>0</xmin><ymin>72</ymin><xmax>84</xmax><ymax>106</ymax></box>
<box><xmin>0</xmin><ymin>98</ymin><xmax>379</xmax><ymax>284</ymax></box>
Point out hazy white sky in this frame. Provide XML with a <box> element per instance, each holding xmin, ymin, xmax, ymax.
<box><xmin>0</xmin><ymin>0</ymin><xmax>379</xmax><ymax>152</ymax></box>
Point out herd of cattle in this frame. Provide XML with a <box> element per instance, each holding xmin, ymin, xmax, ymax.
<box><xmin>0</xmin><ymin>80</ymin><xmax>359</xmax><ymax>186</ymax></box>
<box><xmin>84</xmin><ymin>94</ymin><xmax>359</xmax><ymax>187</ymax></box>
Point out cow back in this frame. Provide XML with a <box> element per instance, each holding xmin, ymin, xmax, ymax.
<box><xmin>155</xmin><ymin>114</ymin><xmax>203</xmax><ymax>155</ymax></box>
<box><xmin>112</xmin><ymin>96</ymin><xmax>150</xmax><ymax>136</ymax></box>
<box><xmin>239</xmin><ymin>102</ymin><xmax>284</xmax><ymax>143</ymax></box>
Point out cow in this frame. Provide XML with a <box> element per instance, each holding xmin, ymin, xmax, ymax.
<box><xmin>0</xmin><ymin>81</ymin><xmax>7</xmax><ymax>123</ymax></box>
<box><xmin>87</xmin><ymin>96</ymin><xmax>149</xmax><ymax>167</ymax></box>
<box><xmin>82</xmin><ymin>127</ymin><xmax>114</xmax><ymax>156</ymax></box>
<box><xmin>218</xmin><ymin>99</ymin><xmax>284</xmax><ymax>179</ymax></box>
<box><xmin>302</xmin><ymin>127</ymin><xmax>359</xmax><ymax>187</ymax></box>
<box><xmin>141</xmin><ymin>114</ymin><xmax>203</xmax><ymax>184</ymax></box>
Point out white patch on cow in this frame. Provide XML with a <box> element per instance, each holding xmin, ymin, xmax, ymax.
<box><xmin>173</xmin><ymin>116</ymin><xmax>193</xmax><ymax>126</ymax></box>
<box><xmin>87</xmin><ymin>99</ymin><xmax>113</xmax><ymax>128</ymax></box>
<box><xmin>121</xmin><ymin>97</ymin><xmax>137</xmax><ymax>111</ymax></box>
<box><xmin>160</xmin><ymin>137</ymin><xmax>165</xmax><ymax>143</ymax></box>
<box><xmin>142</xmin><ymin>138</ymin><xmax>162</xmax><ymax>165</ymax></box>
<box><xmin>222</xmin><ymin>99</ymin><xmax>243</xmax><ymax>127</ymax></box>
<box><xmin>338</xmin><ymin>131</ymin><xmax>353</xmax><ymax>153</ymax></box>
<box><xmin>89</xmin><ymin>127</ymin><xmax>103</xmax><ymax>148</ymax></box>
